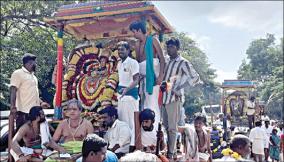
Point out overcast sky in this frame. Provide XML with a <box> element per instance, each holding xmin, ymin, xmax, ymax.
<box><xmin>152</xmin><ymin>1</ymin><xmax>283</xmax><ymax>83</ymax></box>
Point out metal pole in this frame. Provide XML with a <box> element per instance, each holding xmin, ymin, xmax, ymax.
<box><xmin>223</xmin><ymin>89</ymin><xmax>228</xmax><ymax>142</ymax></box>
<box><xmin>8</xmin><ymin>114</ymin><xmax>15</xmax><ymax>162</ymax></box>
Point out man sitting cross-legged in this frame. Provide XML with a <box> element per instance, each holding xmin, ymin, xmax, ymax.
<box><xmin>10</xmin><ymin>106</ymin><xmax>65</xmax><ymax>162</ymax></box>
<box><xmin>53</xmin><ymin>99</ymin><xmax>94</xmax><ymax>143</ymax></box>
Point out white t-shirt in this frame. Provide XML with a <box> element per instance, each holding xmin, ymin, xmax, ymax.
<box><xmin>246</xmin><ymin>100</ymin><xmax>255</xmax><ymax>115</ymax></box>
<box><xmin>117</xmin><ymin>57</ymin><xmax>139</xmax><ymax>87</ymax></box>
<box><xmin>104</xmin><ymin>120</ymin><xmax>131</xmax><ymax>154</ymax></box>
<box><xmin>261</xmin><ymin>125</ymin><xmax>273</xmax><ymax>137</ymax></box>
<box><xmin>141</xmin><ymin>128</ymin><xmax>157</xmax><ymax>147</ymax></box>
<box><xmin>10</xmin><ymin>67</ymin><xmax>40</xmax><ymax>113</ymax></box>
<box><xmin>130</xmin><ymin>126</ymin><xmax>158</xmax><ymax>147</ymax></box>
<box><xmin>249</xmin><ymin>126</ymin><xmax>267</xmax><ymax>155</ymax></box>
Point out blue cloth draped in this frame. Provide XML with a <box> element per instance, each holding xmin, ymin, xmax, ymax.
<box><xmin>145</xmin><ymin>35</ymin><xmax>156</xmax><ymax>95</ymax></box>
<box><xmin>117</xmin><ymin>85</ymin><xmax>138</xmax><ymax>100</ymax></box>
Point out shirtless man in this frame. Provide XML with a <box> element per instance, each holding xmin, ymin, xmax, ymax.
<box><xmin>129</xmin><ymin>21</ymin><xmax>165</xmax><ymax>128</ymax></box>
<box><xmin>11</xmin><ymin>106</ymin><xmax>65</xmax><ymax>162</ymax></box>
<box><xmin>53</xmin><ymin>99</ymin><xmax>94</xmax><ymax>143</ymax></box>
<box><xmin>194</xmin><ymin>113</ymin><xmax>212</xmax><ymax>162</ymax></box>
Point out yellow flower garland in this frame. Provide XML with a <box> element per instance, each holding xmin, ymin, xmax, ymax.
<box><xmin>221</xmin><ymin>148</ymin><xmax>242</xmax><ymax>160</ymax></box>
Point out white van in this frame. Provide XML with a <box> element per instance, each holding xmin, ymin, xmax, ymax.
<box><xmin>201</xmin><ymin>105</ymin><xmax>222</xmax><ymax>124</ymax></box>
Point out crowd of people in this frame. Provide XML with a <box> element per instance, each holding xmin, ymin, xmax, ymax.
<box><xmin>8</xmin><ymin>20</ymin><xmax>284</xmax><ymax>162</ymax></box>
<box><xmin>249</xmin><ymin>118</ymin><xmax>283</xmax><ymax>162</ymax></box>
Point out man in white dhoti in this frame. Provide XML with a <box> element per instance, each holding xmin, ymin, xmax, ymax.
<box><xmin>116</xmin><ymin>41</ymin><xmax>140</xmax><ymax>131</ymax></box>
<box><xmin>261</xmin><ymin>117</ymin><xmax>273</xmax><ymax>162</ymax></box>
<box><xmin>129</xmin><ymin>21</ymin><xmax>166</xmax><ymax>128</ymax></box>
<box><xmin>249</xmin><ymin>120</ymin><xmax>268</xmax><ymax>162</ymax></box>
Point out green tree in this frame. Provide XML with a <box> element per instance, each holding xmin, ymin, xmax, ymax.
<box><xmin>0</xmin><ymin>1</ymin><xmax>78</xmax><ymax>110</ymax></box>
<box><xmin>238</xmin><ymin>34</ymin><xmax>283</xmax><ymax>119</ymax></box>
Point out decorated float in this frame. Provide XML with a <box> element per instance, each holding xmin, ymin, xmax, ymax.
<box><xmin>221</xmin><ymin>80</ymin><xmax>257</xmax><ymax>139</ymax></box>
<box><xmin>44</xmin><ymin>1</ymin><xmax>173</xmax><ymax>119</ymax></box>
<box><xmin>6</xmin><ymin>1</ymin><xmax>173</xmax><ymax>162</ymax></box>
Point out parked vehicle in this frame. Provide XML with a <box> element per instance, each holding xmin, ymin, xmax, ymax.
<box><xmin>201</xmin><ymin>104</ymin><xmax>222</xmax><ymax>125</ymax></box>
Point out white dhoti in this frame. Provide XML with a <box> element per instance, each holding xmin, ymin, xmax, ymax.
<box><xmin>10</xmin><ymin>147</ymin><xmax>53</xmax><ymax>161</ymax></box>
<box><xmin>139</xmin><ymin>58</ymin><xmax>161</xmax><ymax>128</ymax></box>
<box><xmin>143</xmin><ymin>85</ymin><xmax>161</xmax><ymax>127</ymax></box>
<box><xmin>182</xmin><ymin>124</ymin><xmax>199</xmax><ymax>161</ymax></box>
<box><xmin>10</xmin><ymin>120</ymin><xmax>53</xmax><ymax>161</ymax></box>
<box><xmin>117</xmin><ymin>95</ymin><xmax>139</xmax><ymax>131</ymax></box>
<box><xmin>40</xmin><ymin>120</ymin><xmax>51</xmax><ymax>147</ymax></box>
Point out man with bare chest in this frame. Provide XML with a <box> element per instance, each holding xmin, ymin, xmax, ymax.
<box><xmin>129</xmin><ymin>21</ymin><xmax>165</xmax><ymax>128</ymax></box>
<box><xmin>11</xmin><ymin>106</ymin><xmax>65</xmax><ymax>162</ymax></box>
<box><xmin>194</xmin><ymin>113</ymin><xmax>212</xmax><ymax>162</ymax></box>
<box><xmin>53</xmin><ymin>99</ymin><xmax>94</xmax><ymax>143</ymax></box>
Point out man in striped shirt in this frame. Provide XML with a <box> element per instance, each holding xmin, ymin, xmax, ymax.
<box><xmin>161</xmin><ymin>38</ymin><xmax>201</xmax><ymax>159</ymax></box>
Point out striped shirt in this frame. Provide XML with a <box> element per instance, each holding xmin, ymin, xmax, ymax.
<box><xmin>163</xmin><ymin>55</ymin><xmax>200</xmax><ymax>104</ymax></box>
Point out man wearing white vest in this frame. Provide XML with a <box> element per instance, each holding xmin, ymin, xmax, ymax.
<box><xmin>246</xmin><ymin>96</ymin><xmax>256</xmax><ymax>129</ymax></box>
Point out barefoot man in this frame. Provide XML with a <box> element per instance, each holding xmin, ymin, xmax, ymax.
<box><xmin>129</xmin><ymin>21</ymin><xmax>165</xmax><ymax>128</ymax></box>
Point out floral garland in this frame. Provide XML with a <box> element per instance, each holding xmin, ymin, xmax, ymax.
<box><xmin>221</xmin><ymin>148</ymin><xmax>242</xmax><ymax>160</ymax></box>
<box><xmin>62</xmin><ymin>45</ymin><xmax>119</xmax><ymax>110</ymax></box>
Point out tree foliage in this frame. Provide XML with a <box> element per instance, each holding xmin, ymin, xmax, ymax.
<box><xmin>0</xmin><ymin>1</ymin><xmax>78</xmax><ymax>110</ymax></box>
<box><xmin>237</xmin><ymin>34</ymin><xmax>283</xmax><ymax>119</ymax></box>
